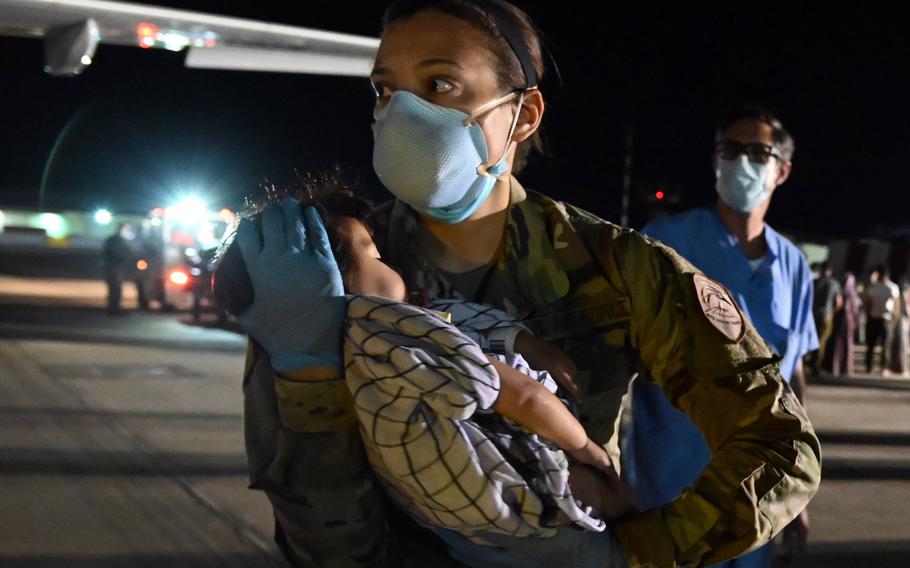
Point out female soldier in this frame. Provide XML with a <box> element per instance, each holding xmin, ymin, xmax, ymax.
<box><xmin>236</xmin><ymin>1</ymin><xmax>821</xmax><ymax>567</ymax></box>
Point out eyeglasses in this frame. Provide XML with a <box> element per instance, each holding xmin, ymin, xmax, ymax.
<box><xmin>715</xmin><ymin>141</ymin><xmax>784</xmax><ymax>165</ymax></box>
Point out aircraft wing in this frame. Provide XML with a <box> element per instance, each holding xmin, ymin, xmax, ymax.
<box><xmin>0</xmin><ymin>0</ymin><xmax>379</xmax><ymax>76</ymax></box>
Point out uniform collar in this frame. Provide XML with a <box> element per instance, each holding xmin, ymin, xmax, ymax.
<box><xmin>707</xmin><ymin>207</ymin><xmax>779</xmax><ymax>272</ymax></box>
<box><xmin>761</xmin><ymin>223</ymin><xmax>783</xmax><ymax>265</ymax></box>
<box><xmin>384</xmin><ymin>176</ymin><xmax>572</xmax><ymax>316</ymax></box>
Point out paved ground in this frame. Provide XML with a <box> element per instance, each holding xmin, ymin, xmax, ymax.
<box><xmin>799</xmin><ymin>381</ymin><xmax>910</xmax><ymax>566</ymax></box>
<box><xmin>0</xmin><ymin>336</ymin><xmax>282</xmax><ymax>567</ymax></box>
<box><xmin>0</xmin><ymin>271</ymin><xmax>279</xmax><ymax>566</ymax></box>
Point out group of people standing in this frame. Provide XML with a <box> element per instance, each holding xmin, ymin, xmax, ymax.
<box><xmin>811</xmin><ymin>262</ymin><xmax>910</xmax><ymax>377</ymax></box>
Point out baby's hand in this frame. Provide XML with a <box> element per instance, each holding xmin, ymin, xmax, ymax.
<box><xmin>568</xmin><ymin>461</ymin><xmax>636</xmax><ymax>522</ymax></box>
<box><xmin>567</xmin><ymin>439</ymin><xmax>619</xmax><ymax>482</ymax></box>
<box><xmin>567</xmin><ymin>440</ymin><xmax>636</xmax><ymax>521</ymax></box>
<box><xmin>513</xmin><ymin>331</ymin><xmax>580</xmax><ymax>400</ymax></box>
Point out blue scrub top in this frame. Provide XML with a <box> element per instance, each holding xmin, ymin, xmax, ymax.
<box><xmin>624</xmin><ymin>207</ymin><xmax>819</xmax><ymax>512</ymax></box>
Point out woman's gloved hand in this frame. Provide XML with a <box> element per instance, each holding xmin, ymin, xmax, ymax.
<box><xmin>235</xmin><ymin>198</ymin><xmax>346</xmax><ymax>372</ymax></box>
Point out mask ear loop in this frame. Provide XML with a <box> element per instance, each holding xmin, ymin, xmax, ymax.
<box><xmin>463</xmin><ymin>90</ymin><xmax>520</xmax><ymax>127</ymax></box>
<box><xmin>475</xmin><ymin>88</ymin><xmax>531</xmax><ymax>177</ymax></box>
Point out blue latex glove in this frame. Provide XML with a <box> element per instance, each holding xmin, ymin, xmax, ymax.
<box><xmin>235</xmin><ymin>198</ymin><xmax>346</xmax><ymax>372</ymax></box>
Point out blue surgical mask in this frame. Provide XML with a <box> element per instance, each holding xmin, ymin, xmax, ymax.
<box><xmin>715</xmin><ymin>155</ymin><xmax>775</xmax><ymax>213</ymax></box>
<box><xmin>372</xmin><ymin>89</ymin><xmax>525</xmax><ymax>224</ymax></box>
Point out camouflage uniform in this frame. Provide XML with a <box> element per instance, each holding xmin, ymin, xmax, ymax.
<box><xmin>243</xmin><ymin>176</ymin><xmax>821</xmax><ymax>567</ymax></box>
<box><xmin>243</xmin><ymin>341</ymin><xmax>385</xmax><ymax>567</ymax></box>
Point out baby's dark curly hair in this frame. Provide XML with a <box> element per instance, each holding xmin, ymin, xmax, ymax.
<box><xmin>212</xmin><ymin>168</ymin><xmax>374</xmax><ymax>317</ymax></box>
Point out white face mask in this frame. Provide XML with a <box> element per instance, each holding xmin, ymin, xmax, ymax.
<box><xmin>371</xmin><ymin>89</ymin><xmax>526</xmax><ymax>224</ymax></box>
<box><xmin>715</xmin><ymin>155</ymin><xmax>775</xmax><ymax>213</ymax></box>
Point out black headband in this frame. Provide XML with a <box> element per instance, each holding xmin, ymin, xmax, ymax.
<box><xmin>472</xmin><ymin>0</ymin><xmax>538</xmax><ymax>89</ymax></box>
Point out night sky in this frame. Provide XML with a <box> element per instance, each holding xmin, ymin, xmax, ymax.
<box><xmin>1</xmin><ymin>2</ymin><xmax>907</xmax><ymax>238</ymax></box>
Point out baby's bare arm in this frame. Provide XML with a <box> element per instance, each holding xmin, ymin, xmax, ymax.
<box><xmin>489</xmin><ymin>356</ymin><xmax>615</xmax><ymax>473</ymax></box>
<box><xmin>489</xmin><ymin>356</ymin><xmax>635</xmax><ymax>520</ymax></box>
<box><xmin>489</xmin><ymin>356</ymin><xmax>587</xmax><ymax>451</ymax></box>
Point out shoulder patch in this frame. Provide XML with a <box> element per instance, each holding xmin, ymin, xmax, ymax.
<box><xmin>693</xmin><ymin>273</ymin><xmax>745</xmax><ymax>343</ymax></box>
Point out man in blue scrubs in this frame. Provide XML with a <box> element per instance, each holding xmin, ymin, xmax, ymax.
<box><xmin>623</xmin><ymin>106</ymin><xmax>818</xmax><ymax>567</ymax></box>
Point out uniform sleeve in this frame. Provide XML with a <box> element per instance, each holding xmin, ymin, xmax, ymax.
<box><xmin>242</xmin><ymin>341</ymin><xmax>389</xmax><ymax>568</ymax></box>
<box><xmin>594</xmin><ymin>230</ymin><xmax>821</xmax><ymax>567</ymax></box>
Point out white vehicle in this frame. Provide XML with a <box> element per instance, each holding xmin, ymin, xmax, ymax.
<box><xmin>137</xmin><ymin>198</ymin><xmax>234</xmax><ymax>318</ymax></box>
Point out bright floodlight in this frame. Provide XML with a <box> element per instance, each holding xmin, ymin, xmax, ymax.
<box><xmin>38</xmin><ymin>213</ymin><xmax>67</xmax><ymax>239</ymax></box>
<box><xmin>171</xmin><ymin>197</ymin><xmax>208</xmax><ymax>224</ymax></box>
<box><xmin>94</xmin><ymin>209</ymin><xmax>112</xmax><ymax>225</ymax></box>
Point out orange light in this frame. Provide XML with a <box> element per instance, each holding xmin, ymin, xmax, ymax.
<box><xmin>151</xmin><ymin>207</ymin><xmax>165</xmax><ymax>217</ymax></box>
<box><xmin>655</xmin><ymin>191</ymin><xmax>665</xmax><ymax>200</ymax></box>
<box><xmin>136</xmin><ymin>259</ymin><xmax>149</xmax><ymax>271</ymax></box>
<box><xmin>136</xmin><ymin>22</ymin><xmax>158</xmax><ymax>37</ymax></box>
<box><xmin>169</xmin><ymin>270</ymin><xmax>189</xmax><ymax>286</ymax></box>
<box><xmin>218</xmin><ymin>208</ymin><xmax>234</xmax><ymax>222</ymax></box>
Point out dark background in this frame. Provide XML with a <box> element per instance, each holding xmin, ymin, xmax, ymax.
<box><xmin>1</xmin><ymin>2</ymin><xmax>905</xmax><ymax>236</ymax></box>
